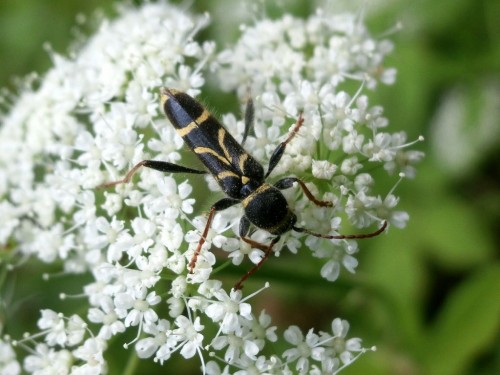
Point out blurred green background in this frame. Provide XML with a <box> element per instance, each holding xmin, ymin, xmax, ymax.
<box><xmin>1</xmin><ymin>1</ymin><xmax>499</xmax><ymax>374</ymax></box>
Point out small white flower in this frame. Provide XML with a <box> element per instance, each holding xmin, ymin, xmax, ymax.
<box><xmin>102</xmin><ymin>191</ymin><xmax>123</xmax><ymax>216</ymax></box>
<box><xmin>170</xmin><ymin>315</ymin><xmax>204</xmax><ymax>359</ymax></box>
<box><xmin>205</xmin><ymin>289</ymin><xmax>252</xmax><ymax>334</ymax></box>
<box><xmin>241</xmin><ymin>309</ymin><xmax>278</xmax><ymax>350</ymax></box>
<box><xmin>37</xmin><ymin>310</ymin><xmax>66</xmax><ymax>347</ymax></box>
<box><xmin>310</xmin><ymin>232</ymin><xmax>360</xmax><ymax>281</ymax></box>
<box><xmin>147</xmin><ymin>176</ymin><xmax>195</xmax><ymax>219</ymax></box>
<box><xmin>282</xmin><ymin>326</ymin><xmax>324</xmax><ymax>375</ymax></box>
<box><xmin>159</xmin><ymin>220</ymin><xmax>184</xmax><ymax>252</ymax></box>
<box><xmin>378</xmin><ymin>193</ymin><xmax>409</xmax><ymax>229</ymax></box>
<box><xmin>345</xmin><ymin>191</ymin><xmax>381</xmax><ymax>228</ymax></box>
<box><xmin>127</xmin><ymin>217</ymin><xmax>157</xmax><ymax>258</ymax></box>
<box><xmin>354</xmin><ymin>173</ymin><xmax>374</xmax><ymax>192</ymax></box>
<box><xmin>197</xmin><ymin>279</ymin><xmax>224</xmax><ymax>299</ymax></box>
<box><xmin>340</xmin><ymin>156</ymin><xmax>362</xmax><ymax>175</ymax></box>
<box><xmin>29</xmin><ymin>224</ymin><xmax>74</xmax><ymax>263</ymax></box>
<box><xmin>227</xmin><ymin>235</ymin><xmax>265</xmax><ymax>266</ymax></box>
<box><xmin>23</xmin><ymin>343</ymin><xmax>72</xmax><ymax>374</ymax></box>
<box><xmin>114</xmin><ymin>287</ymin><xmax>160</xmax><ymax>327</ymax></box>
<box><xmin>88</xmin><ymin>296</ymin><xmax>125</xmax><ymax>339</ymax></box>
<box><xmin>135</xmin><ymin>319</ymin><xmax>172</xmax><ymax>361</ymax></box>
<box><xmin>170</xmin><ymin>276</ymin><xmax>187</xmax><ymax>299</ymax></box>
<box><xmin>312</xmin><ymin>159</ymin><xmax>337</xmax><ymax>180</ymax></box>
<box><xmin>66</xmin><ymin>315</ymin><xmax>86</xmax><ymax>346</ymax></box>
<box><xmin>166</xmin><ymin>250</ymin><xmax>187</xmax><ymax>275</ymax></box>
<box><xmin>211</xmin><ymin>332</ymin><xmax>260</xmax><ymax>364</ymax></box>
<box><xmin>89</xmin><ymin>216</ymin><xmax>125</xmax><ymax>250</ymax></box>
<box><xmin>167</xmin><ymin>296</ymin><xmax>185</xmax><ymax>318</ymax></box>
<box><xmin>0</xmin><ymin>340</ymin><xmax>21</xmax><ymax>375</ymax></box>
<box><xmin>71</xmin><ymin>338</ymin><xmax>107</xmax><ymax>375</ymax></box>
<box><xmin>319</xmin><ymin>318</ymin><xmax>372</xmax><ymax>367</ymax></box>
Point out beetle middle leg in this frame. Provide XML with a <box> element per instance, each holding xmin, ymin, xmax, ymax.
<box><xmin>274</xmin><ymin>177</ymin><xmax>333</xmax><ymax>208</ymax></box>
<box><xmin>189</xmin><ymin>198</ymin><xmax>239</xmax><ymax>273</ymax></box>
<box><xmin>98</xmin><ymin>159</ymin><xmax>236</xmax><ymax>275</ymax></box>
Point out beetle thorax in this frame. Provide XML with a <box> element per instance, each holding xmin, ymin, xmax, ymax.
<box><xmin>242</xmin><ymin>183</ymin><xmax>297</xmax><ymax>235</ymax></box>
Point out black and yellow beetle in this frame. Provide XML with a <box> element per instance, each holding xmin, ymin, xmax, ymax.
<box><xmin>103</xmin><ymin>88</ymin><xmax>387</xmax><ymax>289</ymax></box>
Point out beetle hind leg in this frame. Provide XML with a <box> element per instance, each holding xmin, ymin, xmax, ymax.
<box><xmin>99</xmin><ymin>160</ymin><xmax>206</xmax><ymax>188</ymax></box>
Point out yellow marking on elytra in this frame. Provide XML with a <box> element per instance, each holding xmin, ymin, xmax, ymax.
<box><xmin>194</xmin><ymin>147</ymin><xmax>231</xmax><ymax>165</ymax></box>
<box><xmin>177</xmin><ymin>109</ymin><xmax>211</xmax><ymax>137</ymax></box>
<box><xmin>216</xmin><ymin>171</ymin><xmax>239</xmax><ymax>180</ymax></box>
<box><xmin>242</xmin><ymin>183</ymin><xmax>272</xmax><ymax>207</ymax></box>
<box><xmin>242</xmin><ymin>176</ymin><xmax>250</xmax><ymax>184</ymax></box>
<box><xmin>238</xmin><ymin>153</ymin><xmax>248</xmax><ymax>173</ymax></box>
<box><xmin>218</xmin><ymin>128</ymin><xmax>232</xmax><ymax>161</ymax></box>
<box><xmin>176</xmin><ymin>122</ymin><xmax>197</xmax><ymax>137</ymax></box>
<box><xmin>160</xmin><ymin>87</ymin><xmax>183</xmax><ymax>106</ymax></box>
<box><xmin>195</xmin><ymin>109</ymin><xmax>210</xmax><ymax>125</ymax></box>
<box><xmin>159</xmin><ymin>88</ymin><xmax>171</xmax><ymax>106</ymax></box>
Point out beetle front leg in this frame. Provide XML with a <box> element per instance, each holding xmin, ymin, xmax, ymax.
<box><xmin>234</xmin><ymin>236</ymin><xmax>280</xmax><ymax>290</ymax></box>
<box><xmin>233</xmin><ymin>216</ymin><xmax>280</xmax><ymax>290</ymax></box>
<box><xmin>265</xmin><ymin>112</ymin><xmax>304</xmax><ymax>178</ymax></box>
<box><xmin>241</xmin><ymin>97</ymin><xmax>254</xmax><ymax>146</ymax></box>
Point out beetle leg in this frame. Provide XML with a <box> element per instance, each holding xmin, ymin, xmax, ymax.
<box><xmin>241</xmin><ymin>97</ymin><xmax>254</xmax><ymax>146</ymax></box>
<box><xmin>99</xmin><ymin>160</ymin><xmax>206</xmax><ymax>188</ymax></box>
<box><xmin>265</xmin><ymin>112</ymin><xmax>304</xmax><ymax>178</ymax></box>
<box><xmin>189</xmin><ymin>198</ymin><xmax>239</xmax><ymax>273</ymax></box>
<box><xmin>274</xmin><ymin>177</ymin><xmax>333</xmax><ymax>207</ymax></box>
<box><xmin>234</xmin><ymin>236</ymin><xmax>280</xmax><ymax>290</ymax></box>
<box><xmin>293</xmin><ymin>220</ymin><xmax>388</xmax><ymax>239</ymax></box>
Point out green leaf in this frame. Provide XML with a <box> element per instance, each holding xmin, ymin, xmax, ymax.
<box><xmin>421</xmin><ymin>265</ymin><xmax>500</xmax><ymax>375</ymax></box>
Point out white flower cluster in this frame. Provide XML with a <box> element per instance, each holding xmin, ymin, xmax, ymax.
<box><xmin>0</xmin><ymin>1</ymin><xmax>422</xmax><ymax>374</ymax></box>
<box><xmin>214</xmin><ymin>10</ymin><xmax>423</xmax><ymax>281</ymax></box>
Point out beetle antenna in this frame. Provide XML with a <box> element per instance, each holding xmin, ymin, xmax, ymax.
<box><xmin>293</xmin><ymin>220</ymin><xmax>387</xmax><ymax>239</ymax></box>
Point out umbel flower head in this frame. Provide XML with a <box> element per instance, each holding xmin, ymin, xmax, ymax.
<box><xmin>0</xmin><ymin>1</ymin><xmax>423</xmax><ymax>374</ymax></box>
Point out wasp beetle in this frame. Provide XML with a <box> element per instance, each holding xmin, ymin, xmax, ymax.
<box><xmin>103</xmin><ymin>88</ymin><xmax>387</xmax><ymax>289</ymax></box>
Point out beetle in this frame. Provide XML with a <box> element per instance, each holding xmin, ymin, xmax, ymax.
<box><xmin>102</xmin><ymin>88</ymin><xmax>387</xmax><ymax>289</ymax></box>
